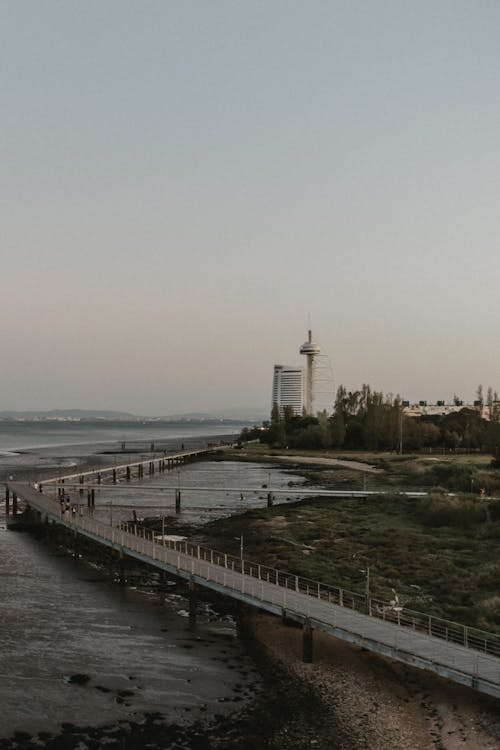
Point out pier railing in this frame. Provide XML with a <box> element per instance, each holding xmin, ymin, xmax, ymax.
<box><xmin>62</xmin><ymin>509</ymin><xmax>500</xmax><ymax>660</ymax></box>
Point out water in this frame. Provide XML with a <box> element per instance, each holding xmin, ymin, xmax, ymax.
<box><xmin>0</xmin><ymin>420</ymin><xmax>250</xmax><ymax>452</ymax></box>
<box><xmin>0</xmin><ymin>422</ymin><xmax>305</xmax><ymax>742</ymax></box>
<box><xmin>87</xmin><ymin>460</ymin><xmax>306</xmax><ymax>528</ymax></box>
<box><xmin>0</xmin><ymin>420</ymin><xmax>247</xmax><ymax>483</ymax></box>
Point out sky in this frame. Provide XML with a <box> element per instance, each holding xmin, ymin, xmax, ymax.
<box><xmin>1</xmin><ymin>1</ymin><xmax>499</xmax><ymax>416</ymax></box>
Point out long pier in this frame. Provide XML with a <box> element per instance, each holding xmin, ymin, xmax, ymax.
<box><xmin>5</xmin><ymin>479</ymin><xmax>500</xmax><ymax>701</ymax></box>
<box><xmin>37</xmin><ymin>445</ymin><xmax>225</xmax><ymax>492</ymax></box>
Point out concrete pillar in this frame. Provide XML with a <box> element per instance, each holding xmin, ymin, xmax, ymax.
<box><xmin>112</xmin><ymin>469</ymin><xmax>117</xmax><ymax>484</ymax></box>
<box><xmin>12</xmin><ymin>493</ymin><xmax>18</xmax><ymax>515</ymax></box>
<box><xmin>188</xmin><ymin>578</ymin><xmax>197</xmax><ymax>626</ymax></box>
<box><xmin>126</xmin><ymin>466</ymin><xmax>131</xmax><ymax>482</ymax></box>
<box><xmin>175</xmin><ymin>489</ymin><xmax>181</xmax><ymax>514</ymax></box>
<box><xmin>79</xmin><ymin>475</ymin><xmax>84</xmax><ymax>497</ymax></box>
<box><xmin>118</xmin><ymin>548</ymin><xmax>126</xmax><ymax>585</ymax></box>
<box><xmin>267</xmin><ymin>492</ymin><xmax>274</xmax><ymax>508</ymax></box>
<box><xmin>302</xmin><ymin>620</ymin><xmax>313</xmax><ymax>663</ymax></box>
<box><xmin>5</xmin><ymin>487</ymin><xmax>10</xmax><ymax>515</ymax></box>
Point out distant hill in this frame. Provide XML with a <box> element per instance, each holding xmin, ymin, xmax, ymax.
<box><xmin>0</xmin><ymin>408</ymin><xmax>264</xmax><ymax>422</ymax></box>
<box><xmin>0</xmin><ymin>409</ymin><xmax>140</xmax><ymax>420</ymax></box>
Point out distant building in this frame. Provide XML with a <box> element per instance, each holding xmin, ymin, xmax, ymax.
<box><xmin>403</xmin><ymin>402</ymin><xmax>494</xmax><ymax>420</ymax></box>
<box><xmin>271</xmin><ymin>365</ymin><xmax>304</xmax><ymax>417</ymax></box>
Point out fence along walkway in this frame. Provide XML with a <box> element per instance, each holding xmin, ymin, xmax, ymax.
<box><xmin>7</xmin><ymin>481</ymin><xmax>500</xmax><ymax>701</ymax></box>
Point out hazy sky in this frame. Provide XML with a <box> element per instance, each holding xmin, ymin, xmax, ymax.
<box><xmin>1</xmin><ymin>1</ymin><xmax>499</xmax><ymax>415</ymax></box>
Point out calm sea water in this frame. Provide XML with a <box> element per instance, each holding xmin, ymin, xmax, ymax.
<box><xmin>0</xmin><ymin>422</ymin><xmax>306</xmax><ymax>741</ymax></box>
<box><xmin>0</xmin><ymin>420</ymin><xmax>249</xmax><ymax>452</ymax></box>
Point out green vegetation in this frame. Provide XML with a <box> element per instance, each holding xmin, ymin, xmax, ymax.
<box><xmin>240</xmin><ymin>383</ymin><xmax>500</xmax><ymax>462</ymax></box>
<box><xmin>198</xmin><ymin>490</ymin><xmax>500</xmax><ymax>633</ymax></box>
<box><xmin>232</xmin><ymin>442</ymin><xmax>500</xmax><ymax>495</ymax></box>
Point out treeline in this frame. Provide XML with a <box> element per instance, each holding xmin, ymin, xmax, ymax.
<box><xmin>240</xmin><ymin>384</ymin><xmax>500</xmax><ymax>458</ymax></box>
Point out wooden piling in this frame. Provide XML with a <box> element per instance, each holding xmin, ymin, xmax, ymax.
<box><xmin>118</xmin><ymin>548</ymin><xmax>126</xmax><ymax>585</ymax></box>
<box><xmin>175</xmin><ymin>489</ymin><xmax>181</xmax><ymax>514</ymax></box>
<box><xmin>188</xmin><ymin>577</ymin><xmax>197</xmax><ymax>625</ymax></box>
<box><xmin>302</xmin><ymin>620</ymin><xmax>313</xmax><ymax>663</ymax></box>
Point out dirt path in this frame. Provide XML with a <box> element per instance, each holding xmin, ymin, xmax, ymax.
<box><xmin>267</xmin><ymin>454</ymin><xmax>381</xmax><ymax>473</ymax></box>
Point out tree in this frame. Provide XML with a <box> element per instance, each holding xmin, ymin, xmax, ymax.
<box><xmin>271</xmin><ymin>402</ymin><xmax>281</xmax><ymax>425</ymax></box>
<box><xmin>476</xmin><ymin>384</ymin><xmax>483</xmax><ymax>405</ymax></box>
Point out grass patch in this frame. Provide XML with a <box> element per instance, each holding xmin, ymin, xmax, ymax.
<box><xmin>197</xmin><ymin>492</ymin><xmax>500</xmax><ymax>633</ymax></box>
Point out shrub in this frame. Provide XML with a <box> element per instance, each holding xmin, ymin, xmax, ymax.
<box><xmin>420</xmin><ymin>495</ymin><xmax>487</xmax><ymax>528</ymax></box>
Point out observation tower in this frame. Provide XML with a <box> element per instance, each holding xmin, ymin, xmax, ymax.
<box><xmin>300</xmin><ymin>329</ymin><xmax>321</xmax><ymax>415</ymax></box>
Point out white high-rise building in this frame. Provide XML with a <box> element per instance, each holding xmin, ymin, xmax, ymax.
<box><xmin>271</xmin><ymin>365</ymin><xmax>304</xmax><ymax>416</ymax></box>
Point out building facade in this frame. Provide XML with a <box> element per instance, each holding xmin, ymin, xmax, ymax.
<box><xmin>271</xmin><ymin>365</ymin><xmax>304</xmax><ymax>416</ymax></box>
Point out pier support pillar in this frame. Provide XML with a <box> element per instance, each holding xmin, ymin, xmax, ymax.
<box><xmin>175</xmin><ymin>489</ymin><xmax>181</xmax><ymax>514</ymax></box>
<box><xmin>126</xmin><ymin>466</ymin><xmax>131</xmax><ymax>482</ymax></box>
<box><xmin>112</xmin><ymin>469</ymin><xmax>117</xmax><ymax>484</ymax></box>
<box><xmin>97</xmin><ymin>473</ymin><xmax>101</xmax><ymax>485</ymax></box>
<box><xmin>5</xmin><ymin>487</ymin><xmax>10</xmax><ymax>516</ymax></box>
<box><xmin>188</xmin><ymin>577</ymin><xmax>197</xmax><ymax>626</ymax></box>
<box><xmin>12</xmin><ymin>493</ymin><xmax>18</xmax><ymax>515</ymax></box>
<box><xmin>302</xmin><ymin>620</ymin><xmax>313</xmax><ymax>664</ymax></box>
<box><xmin>118</xmin><ymin>548</ymin><xmax>126</xmax><ymax>585</ymax></box>
<box><xmin>267</xmin><ymin>492</ymin><xmax>274</xmax><ymax>508</ymax></box>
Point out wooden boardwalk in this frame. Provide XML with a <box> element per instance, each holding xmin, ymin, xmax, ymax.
<box><xmin>6</xmin><ymin>480</ymin><xmax>500</xmax><ymax>701</ymax></box>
